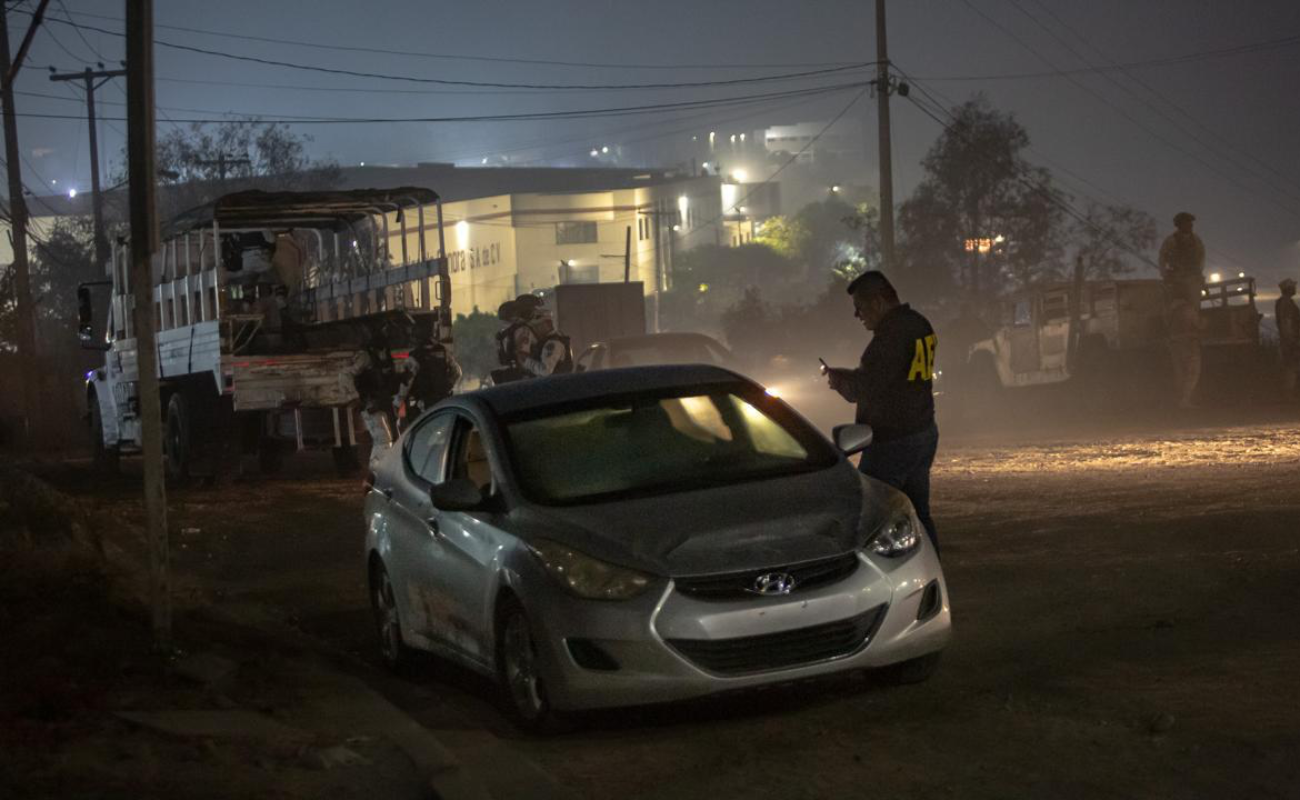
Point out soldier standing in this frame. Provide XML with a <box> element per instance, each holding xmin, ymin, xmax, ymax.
<box><xmin>1158</xmin><ymin>212</ymin><xmax>1206</xmax><ymax>409</ymax></box>
<box><xmin>1277</xmin><ymin>278</ymin><xmax>1300</xmax><ymax>402</ymax></box>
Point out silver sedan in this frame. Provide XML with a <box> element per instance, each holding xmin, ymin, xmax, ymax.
<box><xmin>363</xmin><ymin>365</ymin><xmax>950</xmax><ymax>730</ymax></box>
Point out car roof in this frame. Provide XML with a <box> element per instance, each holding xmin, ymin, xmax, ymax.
<box><xmin>602</xmin><ymin>331</ymin><xmax>727</xmax><ymax>348</ymax></box>
<box><xmin>468</xmin><ymin>364</ymin><xmax>749</xmax><ymax>417</ymax></box>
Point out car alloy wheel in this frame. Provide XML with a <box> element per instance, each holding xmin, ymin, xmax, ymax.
<box><xmin>371</xmin><ymin>564</ymin><xmax>407</xmax><ymax>669</ymax></box>
<box><xmin>497</xmin><ymin>599</ymin><xmax>564</xmax><ymax>732</ymax></box>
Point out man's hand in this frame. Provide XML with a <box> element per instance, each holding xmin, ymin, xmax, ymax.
<box><xmin>825</xmin><ymin>367</ymin><xmax>858</xmax><ymax>402</ymax></box>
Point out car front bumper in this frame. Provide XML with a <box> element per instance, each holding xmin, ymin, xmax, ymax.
<box><xmin>527</xmin><ymin>536</ymin><xmax>951</xmax><ymax>711</ymax></box>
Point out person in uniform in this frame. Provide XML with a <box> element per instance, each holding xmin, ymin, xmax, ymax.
<box><xmin>1277</xmin><ymin>278</ymin><xmax>1300</xmax><ymax>402</ymax></box>
<box><xmin>825</xmin><ymin>271</ymin><xmax>940</xmax><ymax>552</ymax></box>
<box><xmin>1158</xmin><ymin>212</ymin><xmax>1206</xmax><ymax>409</ymax></box>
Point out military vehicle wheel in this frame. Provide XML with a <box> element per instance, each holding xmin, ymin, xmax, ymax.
<box><xmin>165</xmin><ymin>393</ymin><xmax>192</xmax><ymax>483</ymax></box>
<box><xmin>90</xmin><ymin>399</ymin><xmax>120</xmax><ymax>475</ymax></box>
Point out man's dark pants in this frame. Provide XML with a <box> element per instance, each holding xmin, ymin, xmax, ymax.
<box><xmin>857</xmin><ymin>422</ymin><xmax>940</xmax><ymax>553</ymax></box>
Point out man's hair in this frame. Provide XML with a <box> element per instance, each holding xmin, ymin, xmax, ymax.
<box><xmin>846</xmin><ymin>270</ymin><xmax>900</xmax><ymax>304</ymax></box>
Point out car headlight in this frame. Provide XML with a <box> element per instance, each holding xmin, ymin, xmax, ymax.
<box><xmin>868</xmin><ymin>513</ymin><xmax>921</xmax><ymax>558</ymax></box>
<box><xmin>530</xmin><ymin>539</ymin><xmax>652</xmax><ymax>601</ymax></box>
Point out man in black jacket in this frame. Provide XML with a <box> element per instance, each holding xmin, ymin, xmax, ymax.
<box><xmin>825</xmin><ymin>271</ymin><xmax>940</xmax><ymax>551</ymax></box>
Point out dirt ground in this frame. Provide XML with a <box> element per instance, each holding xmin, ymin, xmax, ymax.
<box><xmin>22</xmin><ymin>408</ymin><xmax>1300</xmax><ymax>800</ymax></box>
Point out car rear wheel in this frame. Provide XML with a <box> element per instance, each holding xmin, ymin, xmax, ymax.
<box><xmin>165</xmin><ymin>393</ymin><xmax>192</xmax><ymax>484</ymax></box>
<box><xmin>371</xmin><ymin>561</ymin><xmax>412</xmax><ymax>671</ymax></box>
<box><xmin>496</xmin><ymin>598</ymin><xmax>565</xmax><ymax>733</ymax></box>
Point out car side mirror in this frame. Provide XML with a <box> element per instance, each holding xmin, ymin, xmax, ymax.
<box><xmin>430</xmin><ymin>477</ymin><xmax>485</xmax><ymax>511</ymax></box>
<box><xmin>832</xmin><ymin>423</ymin><xmax>873</xmax><ymax>456</ymax></box>
<box><xmin>77</xmin><ymin>285</ymin><xmax>94</xmax><ymax>329</ymax></box>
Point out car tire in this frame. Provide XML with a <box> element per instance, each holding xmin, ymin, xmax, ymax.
<box><xmin>879</xmin><ymin>651</ymin><xmax>943</xmax><ymax>685</ymax></box>
<box><xmin>371</xmin><ymin>560</ymin><xmax>414</xmax><ymax>672</ymax></box>
<box><xmin>495</xmin><ymin>597</ymin><xmax>567</xmax><ymax>734</ymax></box>
<box><xmin>90</xmin><ymin>399</ymin><xmax>120</xmax><ymax>475</ymax></box>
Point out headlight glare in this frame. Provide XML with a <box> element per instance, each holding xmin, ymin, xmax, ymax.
<box><xmin>869</xmin><ymin>513</ymin><xmax>921</xmax><ymax>558</ymax></box>
<box><xmin>530</xmin><ymin>539</ymin><xmax>652</xmax><ymax>600</ymax></box>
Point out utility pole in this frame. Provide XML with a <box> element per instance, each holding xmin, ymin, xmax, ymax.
<box><xmin>195</xmin><ymin>152</ymin><xmax>251</xmax><ymax>181</ymax></box>
<box><xmin>127</xmin><ymin>0</ymin><xmax>170</xmax><ymax>651</ymax></box>
<box><xmin>875</xmin><ymin>0</ymin><xmax>896</xmax><ymax>273</ymax></box>
<box><xmin>0</xmin><ymin>0</ymin><xmax>52</xmax><ymax>451</ymax></box>
<box><xmin>49</xmin><ymin>66</ymin><xmax>127</xmax><ymax>271</ymax></box>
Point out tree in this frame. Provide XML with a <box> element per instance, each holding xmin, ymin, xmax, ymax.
<box><xmin>719</xmin><ymin>286</ymin><xmax>771</xmax><ymax>362</ymax></box>
<box><xmin>452</xmin><ymin>308</ymin><xmax>503</xmax><ymax>384</ymax></box>
<box><xmin>113</xmin><ymin>119</ymin><xmax>341</xmax><ymax>218</ymax></box>
<box><xmin>1</xmin><ymin>217</ymin><xmax>98</xmax><ymax>351</ymax></box>
<box><xmin>898</xmin><ymin>96</ymin><xmax>1066</xmax><ymax>301</ymax></box>
<box><xmin>754</xmin><ymin>215</ymin><xmax>809</xmax><ymax>260</ymax></box>
<box><xmin>1071</xmin><ymin>202</ymin><xmax>1156</xmax><ymax>280</ymax></box>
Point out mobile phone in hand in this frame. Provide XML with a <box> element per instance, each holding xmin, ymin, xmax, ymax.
<box><xmin>818</xmin><ymin>357</ymin><xmax>829</xmax><ymax>375</ymax></box>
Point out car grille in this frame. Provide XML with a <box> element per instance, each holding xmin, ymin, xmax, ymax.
<box><xmin>672</xmin><ymin>553</ymin><xmax>861</xmax><ymax>601</ymax></box>
<box><xmin>665</xmin><ymin>604</ymin><xmax>887</xmax><ymax>675</ymax></box>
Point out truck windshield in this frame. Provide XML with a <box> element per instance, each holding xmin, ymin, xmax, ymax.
<box><xmin>504</xmin><ymin>388</ymin><xmax>837</xmax><ymax>505</ymax></box>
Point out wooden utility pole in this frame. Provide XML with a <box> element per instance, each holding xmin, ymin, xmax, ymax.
<box><xmin>126</xmin><ymin>0</ymin><xmax>170</xmax><ymax>650</ymax></box>
<box><xmin>623</xmin><ymin>224</ymin><xmax>631</xmax><ymax>283</ymax></box>
<box><xmin>875</xmin><ymin>0</ymin><xmax>896</xmax><ymax>273</ymax></box>
<box><xmin>195</xmin><ymin>152</ymin><xmax>251</xmax><ymax>181</ymax></box>
<box><xmin>50</xmin><ymin>67</ymin><xmax>127</xmax><ymax>271</ymax></box>
<box><xmin>0</xmin><ymin>0</ymin><xmax>51</xmax><ymax>451</ymax></box>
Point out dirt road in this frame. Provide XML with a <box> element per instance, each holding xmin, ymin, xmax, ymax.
<box><xmin>48</xmin><ymin>419</ymin><xmax>1300</xmax><ymax>799</ymax></box>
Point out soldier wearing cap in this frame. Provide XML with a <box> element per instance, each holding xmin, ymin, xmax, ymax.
<box><xmin>1158</xmin><ymin>212</ymin><xmax>1207</xmax><ymax>409</ymax></box>
<box><xmin>824</xmin><ymin>271</ymin><xmax>940</xmax><ymax>553</ymax></box>
<box><xmin>1277</xmin><ymin>278</ymin><xmax>1300</xmax><ymax>402</ymax></box>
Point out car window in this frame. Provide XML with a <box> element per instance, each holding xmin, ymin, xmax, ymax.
<box><xmin>448</xmin><ymin>418</ymin><xmax>495</xmax><ymax>493</ymax></box>
<box><xmin>504</xmin><ymin>386</ymin><xmax>836</xmax><ymax>505</ymax></box>
<box><xmin>405</xmin><ymin>412</ymin><xmax>456</xmax><ymax>484</ymax></box>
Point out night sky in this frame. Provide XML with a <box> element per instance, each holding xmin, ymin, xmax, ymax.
<box><xmin>9</xmin><ymin>0</ymin><xmax>1300</xmax><ymax>285</ymax></box>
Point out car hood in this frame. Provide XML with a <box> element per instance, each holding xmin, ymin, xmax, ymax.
<box><xmin>509</xmin><ymin>463</ymin><xmax>908</xmax><ymax>576</ymax></box>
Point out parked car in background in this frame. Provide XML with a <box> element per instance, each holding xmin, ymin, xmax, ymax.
<box><xmin>363</xmin><ymin>365</ymin><xmax>950</xmax><ymax>731</ymax></box>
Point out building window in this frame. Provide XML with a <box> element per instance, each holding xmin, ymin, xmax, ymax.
<box><xmin>555</xmin><ymin>221</ymin><xmax>597</xmax><ymax>245</ymax></box>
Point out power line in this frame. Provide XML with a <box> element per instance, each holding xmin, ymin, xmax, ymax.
<box><xmin>1016</xmin><ymin>0</ymin><xmax>1300</xmax><ymax>203</ymax></box>
<box><xmin>10</xmin><ymin>80</ymin><xmax>873</xmax><ymax>125</ymax></box>
<box><xmin>43</xmin><ymin>6</ymin><xmax>858</xmax><ymax>72</ymax></box>
<box><xmin>909</xmin><ymin>32</ymin><xmax>1300</xmax><ymax>81</ymax></box>
<box><xmin>897</xmin><ymin>81</ymin><xmax>1161</xmax><ymax>273</ymax></box>
<box><xmin>21</xmin><ymin>12</ymin><xmax>874</xmax><ymax>92</ymax></box>
<box><xmin>954</xmin><ymin>0</ymin><xmax>1300</xmax><ymax>224</ymax></box>
<box><xmin>896</xmin><ymin>65</ymin><xmax>1251</xmax><ymax>271</ymax></box>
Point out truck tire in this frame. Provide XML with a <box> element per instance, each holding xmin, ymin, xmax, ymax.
<box><xmin>165</xmin><ymin>393</ymin><xmax>192</xmax><ymax>484</ymax></box>
<box><xmin>90</xmin><ymin>399</ymin><xmax>120</xmax><ymax>475</ymax></box>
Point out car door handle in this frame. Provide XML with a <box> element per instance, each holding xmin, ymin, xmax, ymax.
<box><xmin>426</xmin><ymin>518</ymin><xmax>445</xmax><ymax>539</ymax></box>
<box><xmin>382</xmin><ymin>488</ymin><xmax>394</xmax><ymax>501</ymax></box>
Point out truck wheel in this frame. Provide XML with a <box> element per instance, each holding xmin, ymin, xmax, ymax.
<box><xmin>90</xmin><ymin>400</ymin><xmax>120</xmax><ymax>475</ymax></box>
<box><xmin>165</xmin><ymin>393</ymin><xmax>192</xmax><ymax>484</ymax></box>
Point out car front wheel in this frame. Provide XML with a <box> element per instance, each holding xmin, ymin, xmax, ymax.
<box><xmin>371</xmin><ymin>561</ymin><xmax>412</xmax><ymax>671</ymax></box>
<box><xmin>496</xmin><ymin>598</ymin><xmax>564</xmax><ymax>733</ymax></box>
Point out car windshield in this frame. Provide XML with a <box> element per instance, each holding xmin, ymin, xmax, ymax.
<box><xmin>608</xmin><ymin>338</ymin><xmax>730</xmax><ymax>368</ymax></box>
<box><xmin>503</xmin><ymin>386</ymin><xmax>837</xmax><ymax>504</ymax></box>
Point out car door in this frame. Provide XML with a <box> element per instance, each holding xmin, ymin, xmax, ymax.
<box><xmin>384</xmin><ymin>410</ymin><xmax>457</xmax><ymax>648</ymax></box>
<box><xmin>426</xmin><ymin>413</ymin><xmax>510</xmax><ymax>665</ymax></box>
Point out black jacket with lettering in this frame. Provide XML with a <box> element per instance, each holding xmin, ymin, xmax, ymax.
<box><xmin>847</xmin><ymin>303</ymin><xmax>936</xmax><ymax>442</ymax></box>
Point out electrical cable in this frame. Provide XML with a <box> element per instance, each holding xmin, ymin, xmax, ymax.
<box><xmin>10</xmin><ymin>80</ymin><xmax>873</xmax><ymax>125</ymax></box>
<box><xmin>40</xmin><ymin>6</ymin><xmax>859</xmax><ymax>72</ymax></box>
<box><xmin>19</xmin><ymin>13</ymin><xmax>874</xmax><ymax>92</ymax></box>
<box><xmin>955</xmin><ymin>0</ymin><xmax>1300</xmax><ymax>224</ymax></box>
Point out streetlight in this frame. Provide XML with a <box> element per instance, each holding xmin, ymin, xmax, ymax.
<box><xmin>830</xmin><ymin>185</ymin><xmax>841</xmax><ymax>194</ymax></box>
